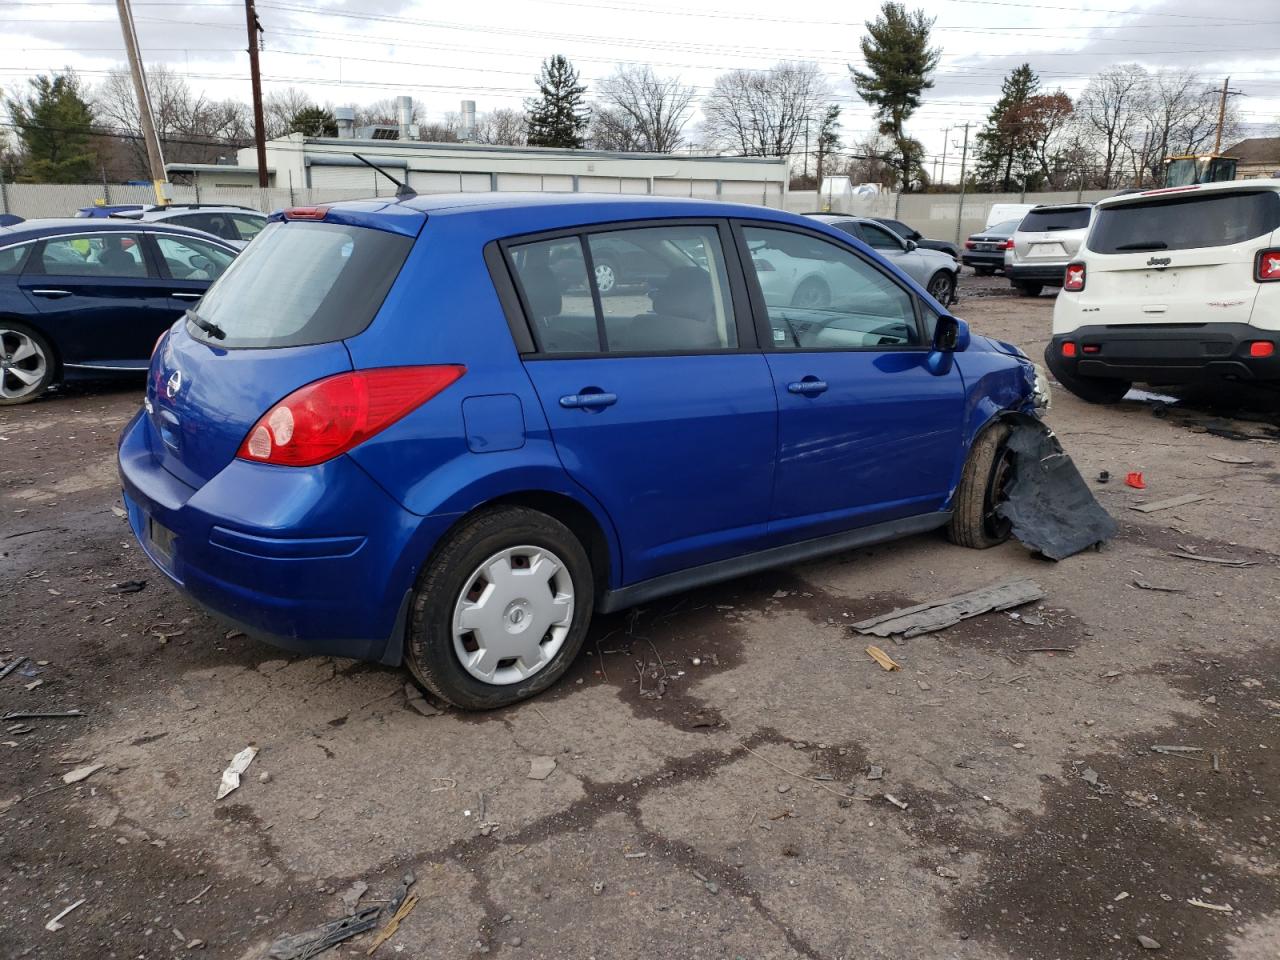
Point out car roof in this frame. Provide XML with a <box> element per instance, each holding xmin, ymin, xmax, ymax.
<box><xmin>1094</xmin><ymin>176</ymin><xmax>1280</xmax><ymax>210</ymax></box>
<box><xmin>0</xmin><ymin>217</ymin><xmax>242</xmax><ymax>247</ymax></box>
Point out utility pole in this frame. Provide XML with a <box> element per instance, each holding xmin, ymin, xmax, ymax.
<box><xmin>939</xmin><ymin>126</ymin><xmax>951</xmax><ymax>187</ymax></box>
<box><xmin>245</xmin><ymin>0</ymin><xmax>269</xmax><ymax>188</ymax></box>
<box><xmin>1136</xmin><ymin>126</ymin><xmax>1151</xmax><ymax>188</ymax></box>
<box><xmin>1213</xmin><ymin>76</ymin><xmax>1230</xmax><ymax>154</ymax></box>
<box><xmin>953</xmin><ymin>122</ymin><xmax>970</xmax><ymax>247</ymax></box>
<box><xmin>114</xmin><ymin>0</ymin><xmax>168</xmax><ymax>205</ymax></box>
<box><xmin>802</xmin><ymin>117</ymin><xmax>810</xmax><ymax>182</ymax></box>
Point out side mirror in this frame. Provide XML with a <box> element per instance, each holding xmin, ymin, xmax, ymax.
<box><xmin>933</xmin><ymin>315</ymin><xmax>970</xmax><ymax>353</ymax></box>
<box><xmin>904</xmin><ymin>239</ymin><xmax>918</xmax><ymax>252</ymax></box>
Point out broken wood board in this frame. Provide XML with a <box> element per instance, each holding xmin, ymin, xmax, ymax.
<box><xmin>1130</xmin><ymin>493</ymin><xmax>1209</xmax><ymax>514</ymax></box>
<box><xmin>1133</xmin><ymin>580</ymin><xmax>1184</xmax><ymax>593</ymax></box>
<box><xmin>865</xmin><ymin>646</ymin><xmax>900</xmax><ymax>671</ymax></box>
<box><xmin>852</xmin><ymin>579</ymin><xmax>1046</xmax><ymax>639</ymax></box>
<box><xmin>1169</xmin><ymin>552</ymin><xmax>1255</xmax><ymax>567</ymax></box>
<box><xmin>1207</xmin><ymin>454</ymin><xmax>1253</xmax><ymax>465</ymax></box>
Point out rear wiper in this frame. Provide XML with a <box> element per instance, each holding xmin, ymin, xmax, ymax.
<box><xmin>1114</xmin><ymin>241</ymin><xmax>1168</xmax><ymax>251</ymax></box>
<box><xmin>188</xmin><ymin>311</ymin><xmax>226</xmax><ymax>340</ymax></box>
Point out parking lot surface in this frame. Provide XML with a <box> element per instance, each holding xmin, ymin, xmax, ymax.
<box><xmin>2</xmin><ymin>275</ymin><xmax>1277</xmax><ymax>959</ymax></box>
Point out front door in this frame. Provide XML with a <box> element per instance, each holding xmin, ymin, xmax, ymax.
<box><xmin>19</xmin><ymin>231</ymin><xmax>175</xmax><ymax>367</ymax></box>
<box><xmin>738</xmin><ymin>223</ymin><xmax>965</xmax><ymax>543</ymax></box>
<box><xmin>508</xmin><ymin>222</ymin><xmax>777</xmax><ymax>584</ymax></box>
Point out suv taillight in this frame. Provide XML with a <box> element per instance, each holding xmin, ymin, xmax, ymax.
<box><xmin>1063</xmin><ymin>263</ymin><xmax>1086</xmax><ymax>292</ymax></box>
<box><xmin>237</xmin><ymin>366</ymin><xmax>465</xmax><ymax>467</ymax></box>
<box><xmin>1257</xmin><ymin>249</ymin><xmax>1280</xmax><ymax>283</ymax></box>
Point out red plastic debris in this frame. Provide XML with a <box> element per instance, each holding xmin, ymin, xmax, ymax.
<box><xmin>1125</xmin><ymin>472</ymin><xmax>1146</xmax><ymax>490</ymax></box>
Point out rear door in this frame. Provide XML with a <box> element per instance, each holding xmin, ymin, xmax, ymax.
<box><xmin>19</xmin><ymin>230</ymin><xmax>176</xmax><ymax>366</ymax></box>
<box><xmin>148</xmin><ymin>231</ymin><xmax>237</xmax><ymax>312</ymax></box>
<box><xmin>1081</xmin><ymin>188</ymin><xmax>1280</xmax><ymax>326</ymax></box>
<box><xmin>736</xmin><ymin>222</ymin><xmax>965</xmax><ymax>542</ymax></box>
<box><xmin>508</xmin><ymin>220</ymin><xmax>778</xmax><ymax>584</ymax></box>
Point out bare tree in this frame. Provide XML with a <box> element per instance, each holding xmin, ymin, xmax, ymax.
<box><xmin>844</xmin><ymin>132</ymin><xmax>896</xmax><ymax>187</ymax></box>
<box><xmin>1075</xmin><ymin>64</ymin><xmax>1147</xmax><ymax>188</ymax></box>
<box><xmin>702</xmin><ymin>61</ymin><xmax>828</xmax><ymax>157</ymax></box>
<box><xmin>590</xmin><ymin>65</ymin><xmax>694</xmax><ymax>153</ymax></box>
<box><xmin>419</xmin><ymin>111</ymin><xmax>461</xmax><ymax>143</ymax></box>
<box><xmin>473</xmin><ymin>107</ymin><xmax>527</xmax><ymax>146</ymax></box>
<box><xmin>356</xmin><ymin>98</ymin><xmax>423</xmax><ymax>128</ymax></box>
<box><xmin>1125</xmin><ymin>71</ymin><xmax>1240</xmax><ymax>185</ymax></box>
<box><xmin>263</xmin><ymin>87</ymin><xmax>315</xmax><ymax>139</ymax></box>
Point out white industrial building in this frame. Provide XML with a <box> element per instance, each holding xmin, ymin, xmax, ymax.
<box><xmin>167</xmin><ymin>122</ymin><xmax>787</xmax><ymax>208</ymax></box>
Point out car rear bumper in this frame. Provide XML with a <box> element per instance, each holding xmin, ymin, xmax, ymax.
<box><xmin>1009</xmin><ymin>263</ymin><xmax>1068</xmax><ymax>285</ymax></box>
<box><xmin>1047</xmin><ymin>323</ymin><xmax>1280</xmax><ymax>384</ymax></box>
<box><xmin>117</xmin><ymin>409</ymin><xmax>455</xmax><ymax>664</ymax></box>
<box><xmin>962</xmin><ymin>251</ymin><xmax>1005</xmax><ymax>270</ymax></box>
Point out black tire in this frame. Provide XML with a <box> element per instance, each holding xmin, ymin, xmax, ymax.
<box><xmin>1014</xmin><ymin>281</ymin><xmax>1043</xmax><ymax>298</ymax></box>
<box><xmin>926</xmin><ymin>271</ymin><xmax>956</xmax><ymax>305</ymax></box>
<box><xmin>1043</xmin><ymin>346</ymin><xmax>1132</xmax><ymax>404</ymax></box>
<box><xmin>974</xmin><ymin>266</ymin><xmax>995</xmax><ymax>277</ymax></box>
<box><xmin>791</xmin><ymin>277</ymin><xmax>830</xmax><ymax>309</ymax></box>
<box><xmin>405</xmin><ymin>506</ymin><xmax>595</xmax><ymax>710</ymax></box>
<box><xmin>947</xmin><ymin>422</ymin><xmax>1013</xmax><ymax>550</ymax></box>
<box><xmin>0</xmin><ymin>320</ymin><xmax>57</xmax><ymax>405</ymax></box>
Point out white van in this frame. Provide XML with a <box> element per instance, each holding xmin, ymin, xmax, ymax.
<box><xmin>986</xmin><ymin>203</ymin><xmax>1036</xmax><ymax>230</ymax></box>
<box><xmin>1048</xmin><ymin>180</ymin><xmax>1280</xmax><ymax>403</ymax></box>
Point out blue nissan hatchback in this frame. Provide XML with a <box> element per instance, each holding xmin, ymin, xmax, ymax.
<box><xmin>118</xmin><ymin>193</ymin><xmax>1047</xmax><ymax>708</ymax></box>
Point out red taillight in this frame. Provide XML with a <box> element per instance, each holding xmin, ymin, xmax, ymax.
<box><xmin>1064</xmin><ymin>263</ymin><xmax>1086</xmax><ymax>292</ymax></box>
<box><xmin>283</xmin><ymin>206</ymin><xmax>329</xmax><ymax>221</ymax></box>
<box><xmin>1000</xmin><ymin>239</ymin><xmax>1014</xmax><ymax>250</ymax></box>
<box><xmin>237</xmin><ymin>365</ymin><xmax>466</xmax><ymax>467</ymax></box>
<box><xmin>1248</xmin><ymin>341</ymin><xmax>1275</xmax><ymax>358</ymax></box>
<box><xmin>964</xmin><ymin>240</ymin><xmax>975</xmax><ymax>250</ymax></box>
<box><xmin>1061</xmin><ymin>342</ymin><xmax>1077</xmax><ymax>358</ymax></box>
<box><xmin>1257</xmin><ymin>248</ymin><xmax>1280</xmax><ymax>283</ymax></box>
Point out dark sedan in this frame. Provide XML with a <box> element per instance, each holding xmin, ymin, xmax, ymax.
<box><xmin>872</xmin><ymin>217</ymin><xmax>959</xmax><ymax>260</ymax></box>
<box><xmin>962</xmin><ymin>219</ymin><xmax>1021</xmax><ymax>276</ymax></box>
<box><xmin>0</xmin><ymin>219</ymin><xmax>238</xmax><ymax>404</ymax></box>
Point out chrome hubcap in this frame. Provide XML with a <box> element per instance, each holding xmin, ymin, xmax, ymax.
<box><xmin>595</xmin><ymin>263</ymin><xmax>616</xmax><ymax>292</ymax></box>
<box><xmin>0</xmin><ymin>329</ymin><xmax>47</xmax><ymax>400</ymax></box>
<box><xmin>452</xmin><ymin>545</ymin><xmax>574</xmax><ymax>685</ymax></box>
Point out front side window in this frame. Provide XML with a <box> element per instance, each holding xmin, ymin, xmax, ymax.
<box><xmin>38</xmin><ymin>234</ymin><xmax>147</xmax><ymax>278</ymax></box>
<box><xmin>510</xmin><ymin>224</ymin><xmax>737</xmax><ymax>355</ymax></box>
<box><xmin>744</xmin><ymin>226</ymin><xmax>920</xmax><ymax>351</ymax></box>
<box><xmin>0</xmin><ymin>242</ymin><xmax>33</xmax><ymax>275</ymax></box>
<box><xmin>154</xmin><ymin>234</ymin><xmax>235</xmax><ymax>281</ymax></box>
<box><xmin>860</xmin><ymin>223</ymin><xmax>905</xmax><ymax>252</ymax></box>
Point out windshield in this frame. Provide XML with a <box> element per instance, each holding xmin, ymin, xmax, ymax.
<box><xmin>1019</xmin><ymin>207</ymin><xmax>1091</xmax><ymax>232</ymax></box>
<box><xmin>189</xmin><ymin>220</ymin><xmax>413</xmax><ymax>349</ymax></box>
<box><xmin>1089</xmin><ymin>190</ymin><xmax>1280</xmax><ymax>254</ymax></box>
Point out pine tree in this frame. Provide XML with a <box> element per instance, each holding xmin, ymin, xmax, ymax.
<box><xmin>975</xmin><ymin>64</ymin><xmax>1040</xmax><ymax>191</ymax></box>
<box><xmin>526</xmin><ymin>55</ymin><xmax>590</xmax><ymax>149</ymax></box>
<box><xmin>815</xmin><ymin>105</ymin><xmax>842</xmax><ymax>184</ymax></box>
<box><xmin>289</xmin><ymin>105</ymin><xmax>338</xmax><ymax>138</ymax></box>
<box><xmin>6</xmin><ymin>71</ymin><xmax>96</xmax><ymax>183</ymax></box>
<box><xmin>850</xmin><ymin>2</ymin><xmax>940</xmax><ymax>192</ymax></box>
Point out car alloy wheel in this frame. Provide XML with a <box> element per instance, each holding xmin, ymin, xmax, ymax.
<box><xmin>594</xmin><ymin>261</ymin><xmax>618</xmax><ymax>294</ymax></box>
<box><xmin>792</xmin><ymin>277</ymin><xmax>830</xmax><ymax>309</ymax></box>
<box><xmin>451</xmin><ymin>544</ymin><xmax>575</xmax><ymax>685</ymax></box>
<box><xmin>0</xmin><ymin>327</ymin><xmax>49</xmax><ymax>402</ymax></box>
<box><xmin>928</xmin><ymin>272</ymin><xmax>956</xmax><ymax>304</ymax></box>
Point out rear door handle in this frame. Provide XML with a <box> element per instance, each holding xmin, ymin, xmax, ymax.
<box><xmin>559</xmin><ymin>392</ymin><xmax>618</xmax><ymax>409</ymax></box>
<box><xmin>787</xmin><ymin>378</ymin><xmax>829</xmax><ymax>396</ymax></box>
<box><xmin>171</xmin><ymin>292</ymin><xmax>202</xmax><ymax>300</ymax></box>
<box><xmin>30</xmin><ymin>289</ymin><xmax>72</xmax><ymax>299</ymax></box>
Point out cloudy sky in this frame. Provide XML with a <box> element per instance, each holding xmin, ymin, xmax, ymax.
<box><xmin>2</xmin><ymin>0</ymin><xmax>1278</xmax><ymax>178</ymax></box>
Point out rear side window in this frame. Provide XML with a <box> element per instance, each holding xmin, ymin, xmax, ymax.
<box><xmin>190</xmin><ymin>220</ymin><xmax>412</xmax><ymax>348</ymax></box>
<box><xmin>230</xmin><ymin>214</ymin><xmax>266</xmax><ymax>241</ymax></box>
<box><xmin>38</xmin><ymin>234</ymin><xmax>148</xmax><ymax>278</ymax></box>
<box><xmin>0</xmin><ymin>242</ymin><xmax>33</xmax><ymax>275</ymax></box>
<box><xmin>509</xmin><ymin>224</ymin><xmax>738</xmax><ymax>355</ymax></box>
<box><xmin>1089</xmin><ymin>190</ymin><xmax>1280</xmax><ymax>254</ymax></box>
<box><xmin>1019</xmin><ymin>207</ymin><xmax>1091</xmax><ymax>232</ymax></box>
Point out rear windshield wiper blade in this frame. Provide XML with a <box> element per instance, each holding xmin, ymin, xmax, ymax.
<box><xmin>1114</xmin><ymin>241</ymin><xmax>1168</xmax><ymax>251</ymax></box>
<box><xmin>188</xmin><ymin>311</ymin><xmax>226</xmax><ymax>340</ymax></box>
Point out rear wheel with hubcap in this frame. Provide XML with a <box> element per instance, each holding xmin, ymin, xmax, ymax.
<box><xmin>593</xmin><ymin>259</ymin><xmax>619</xmax><ymax>295</ymax></box>
<box><xmin>0</xmin><ymin>321</ymin><xmax>56</xmax><ymax>405</ymax></box>
<box><xmin>926</xmin><ymin>270</ymin><xmax>956</xmax><ymax>305</ymax></box>
<box><xmin>791</xmin><ymin>277</ymin><xmax>830</xmax><ymax>309</ymax></box>
<box><xmin>406</xmin><ymin>506</ymin><xmax>594</xmax><ymax>710</ymax></box>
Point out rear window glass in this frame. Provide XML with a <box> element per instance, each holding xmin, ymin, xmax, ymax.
<box><xmin>189</xmin><ymin>220</ymin><xmax>412</xmax><ymax>348</ymax></box>
<box><xmin>1089</xmin><ymin>190</ymin><xmax>1280</xmax><ymax>254</ymax></box>
<box><xmin>1019</xmin><ymin>207</ymin><xmax>1091</xmax><ymax>232</ymax></box>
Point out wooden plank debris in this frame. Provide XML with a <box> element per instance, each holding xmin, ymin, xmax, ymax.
<box><xmin>1130</xmin><ymin>494</ymin><xmax>1209</xmax><ymax>514</ymax></box>
<box><xmin>852</xmin><ymin>579</ymin><xmax>1045</xmax><ymax>639</ymax></box>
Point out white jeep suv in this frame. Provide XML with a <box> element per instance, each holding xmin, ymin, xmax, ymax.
<box><xmin>1048</xmin><ymin>180</ymin><xmax>1280</xmax><ymax>403</ymax></box>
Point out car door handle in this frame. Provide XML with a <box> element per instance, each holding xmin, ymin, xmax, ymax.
<box><xmin>787</xmin><ymin>378</ymin><xmax>829</xmax><ymax>396</ymax></box>
<box><xmin>559</xmin><ymin>392</ymin><xmax>618</xmax><ymax>409</ymax></box>
<box><xmin>30</xmin><ymin>288</ymin><xmax>72</xmax><ymax>299</ymax></box>
<box><xmin>171</xmin><ymin>292</ymin><xmax>202</xmax><ymax>300</ymax></box>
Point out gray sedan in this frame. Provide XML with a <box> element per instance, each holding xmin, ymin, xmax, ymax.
<box><xmin>807</xmin><ymin>214</ymin><xmax>960</xmax><ymax>304</ymax></box>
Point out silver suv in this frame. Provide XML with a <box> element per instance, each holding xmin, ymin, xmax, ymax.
<box><xmin>1006</xmin><ymin>202</ymin><xmax>1093</xmax><ymax>297</ymax></box>
<box><xmin>111</xmin><ymin>204</ymin><xmax>267</xmax><ymax>249</ymax></box>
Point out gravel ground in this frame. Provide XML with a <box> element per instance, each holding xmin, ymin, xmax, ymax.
<box><xmin>1</xmin><ymin>272</ymin><xmax>1277</xmax><ymax>960</ymax></box>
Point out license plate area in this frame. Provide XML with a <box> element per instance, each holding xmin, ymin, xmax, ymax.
<box><xmin>148</xmin><ymin>515</ymin><xmax>177</xmax><ymax>563</ymax></box>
